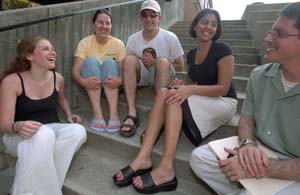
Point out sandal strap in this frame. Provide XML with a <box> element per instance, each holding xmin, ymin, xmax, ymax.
<box><xmin>121</xmin><ymin>166</ymin><xmax>135</xmax><ymax>179</ymax></box>
<box><xmin>140</xmin><ymin>172</ymin><xmax>155</xmax><ymax>188</ymax></box>
<box><xmin>123</xmin><ymin>115</ymin><xmax>139</xmax><ymax>124</ymax></box>
<box><xmin>120</xmin><ymin>124</ymin><xmax>136</xmax><ymax>129</ymax></box>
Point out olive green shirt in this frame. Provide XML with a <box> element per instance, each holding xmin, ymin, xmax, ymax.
<box><xmin>241</xmin><ymin>63</ymin><xmax>300</xmax><ymax>158</ymax></box>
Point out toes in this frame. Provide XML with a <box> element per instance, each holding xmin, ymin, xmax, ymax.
<box><xmin>116</xmin><ymin>172</ymin><xmax>123</xmax><ymax>181</ymax></box>
<box><xmin>133</xmin><ymin>176</ymin><xmax>142</xmax><ymax>189</ymax></box>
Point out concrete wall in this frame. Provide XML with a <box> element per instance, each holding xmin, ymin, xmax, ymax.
<box><xmin>241</xmin><ymin>2</ymin><xmax>289</xmax><ymax>22</ymax></box>
<box><xmin>184</xmin><ymin>0</ymin><xmax>198</xmax><ymax>21</ymax></box>
<box><xmin>241</xmin><ymin>2</ymin><xmax>289</xmax><ymax>63</ymax></box>
<box><xmin>0</xmin><ymin>0</ymin><xmax>184</xmax><ymax>106</ymax></box>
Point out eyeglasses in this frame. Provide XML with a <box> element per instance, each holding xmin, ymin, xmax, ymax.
<box><xmin>267</xmin><ymin>29</ymin><xmax>300</xmax><ymax>40</ymax></box>
<box><xmin>141</xmin><ymin>12</ymin><xmax>159</xmax><ymax>18</ymax></box>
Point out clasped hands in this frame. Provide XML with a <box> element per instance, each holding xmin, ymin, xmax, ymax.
<box><xmin>83</xmin><ymin>76</ymin><xmax>122</xmax><ymax>90</ymax></box>
<box><xmin>165</xmin><ymin>78</ymin><xmax>190</xmax><ymax>105</ymax></box>
<box><xmin>219</xmin><ymin>144</ymin><xmax>269</xmax><ymax>181</ymax></box>
<box><xmin>141</xmin><ymin>53</ymin><xmax>155</xmax><ymax>68</ymax></box>
<box><xmin>16</xmin><ymin>115</ymin><xmax>81</xmax><ymax>139</ymax></box>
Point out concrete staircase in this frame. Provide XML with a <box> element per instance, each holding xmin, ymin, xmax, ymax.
<box><xmin>0</xmin><ymin>20</ymin><xmax>260</xmax><ymax>195</ymax></box>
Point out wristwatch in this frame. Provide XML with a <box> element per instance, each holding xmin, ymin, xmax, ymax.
<box><xmin>239</xmin><ymin>138</ymin><xmax>256</xmax><ymax>148</ymax></box>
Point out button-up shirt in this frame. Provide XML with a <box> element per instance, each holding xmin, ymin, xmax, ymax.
<box><xmin>241</xmin><ymin>63</ymin><xmax>300</xmax><ymax>158</ymax></box>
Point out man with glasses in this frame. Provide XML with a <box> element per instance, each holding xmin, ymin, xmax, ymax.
<box><xmin>190</xmin><ymin>2</ymin><xmax>300</xmax><ymax>194</ymax></box>
<box><xmin>120</xmin><ymin>0</ymin><xmax>184</xmax><ymax>137</ymax></box>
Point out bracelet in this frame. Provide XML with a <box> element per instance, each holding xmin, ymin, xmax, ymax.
<box><xmin>239</xmin><ymin>138</ymin><xmax>257</xmax><ymax>148</ymax></box>
<box><xmin>12</xmin><ymin>122</ymin><xmax>19</xmax><ymax>134</ymax></box>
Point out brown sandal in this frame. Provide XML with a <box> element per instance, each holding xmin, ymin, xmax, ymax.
<box><xmin>120</xmin><ymin>115</ymin><xmax>140</xmax><ymax>137</ymax></box>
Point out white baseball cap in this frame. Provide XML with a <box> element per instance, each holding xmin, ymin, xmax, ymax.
<box><xmin>140</xmin><ymin>0</ymin><xmax>161</xmax><ymax>13</ymax></box>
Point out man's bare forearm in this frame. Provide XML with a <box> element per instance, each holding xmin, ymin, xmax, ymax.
<box><xmin>238</xmin><ymin>115</ymin><xmax>256</xmax><ymax>141</ymax></box>
<box><xmin>266</xmin><ymin>158</ymin><xmax>300</xmax><ymax>181</ymax></box>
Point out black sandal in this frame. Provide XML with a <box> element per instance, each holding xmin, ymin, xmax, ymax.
<box><xmin>120</xmin><ymin>115</ymin><xmax>140</xmax><ymax>137</ymax></box>
<box><xmin>133</xmin><ymin>172</ymin><xmax>178</xmax><ymax>194</ymax></box>
<box><xmin>112</xmin><ymin>165</ymin><xmax>152</xmax><ymax>187</ymax></box>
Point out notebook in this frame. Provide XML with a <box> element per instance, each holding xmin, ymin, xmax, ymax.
<box><xmin>208</xmin><ymin>136</ymin><xmax>295</xmax><ymax>195</ymax></box>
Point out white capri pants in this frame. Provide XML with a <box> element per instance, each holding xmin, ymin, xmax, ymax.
<box><xmin>190</xmin><ymin>144</ymin><xmax>300</xmax><ymax>195</ymax></box>
<box><xmin>183</xmin><ymin>95</ymin><xmax>237</xmax><ymax>139</ymax></box>
<box><xmin>2</xmin><ymin>123</ymin><xmax>87</xmax><ymax>195</ymax></box>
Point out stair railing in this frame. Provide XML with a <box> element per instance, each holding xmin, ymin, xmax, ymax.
<box><xmin>195</xmin><ymin>0</ymin><xmax>213</xmax><ymax>11</ymax></box>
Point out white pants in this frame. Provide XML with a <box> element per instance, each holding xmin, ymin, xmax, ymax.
<box><xmin>190</xmin><ymin>144</ymin><xmax>300</xmax><ymax>195</ymax></box>
<box><xmin>187</xmin><ymin>95</ymin><xmax>237</xmax><ymax>138</ymax></box>
<box><xmin>2</xmin><ymin>123</ymin><xmax>87</xmax><ymax>195</ymax></box>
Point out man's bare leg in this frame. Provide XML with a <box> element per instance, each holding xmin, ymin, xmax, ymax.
<box><xmin>121</xmin><ymin>55</ymin><xmax>141</xmax><ymax>132</ymax></box>
<box><xmin>154</xmin><ymin>57</ymin><xmax>172</xmax><ymax>94</ymax></box>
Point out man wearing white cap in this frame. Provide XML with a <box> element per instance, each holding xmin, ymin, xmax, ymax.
<box><xmin>120</xmin><ymin>0</ymin><xmax>184</xmax><ymax>138</ymax></box>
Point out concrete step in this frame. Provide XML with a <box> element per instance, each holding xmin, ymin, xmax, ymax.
<box><xmin>179</xmin><ymin>63</ymin><xmax>256</xmax><ymax>78</ymax></box>
<box><xmin>175</xmin><ymin>33</ymin><xmax>252</xmax><ymax>40</ymax></box>
<box><xmin>62</xmin><ymin>130</ymin><xmax>210</xmax><ymax>195</ymax></box>
<box><xmin>173</xmin><ymin>29</ymin><xmax>251</xmax><ymax>35</ymax></box>
<box><xmin>233</xmin><ymin>76</ymin><xmax>248</xmax><ymax>93</ymax></box>
<box><xmin>180</xmin><ymin>39</ymin><xmax>253</xmax><ymax>47</ymax></box>
<box><xmin>222</xmin><ymin>29</ymin><xmax>250</xmax><ymax>34</ymax></box>
<box><xmin>182</xmin><ymin>51</ymin><xmax>260</xmax><ymax>65</ymax></box>
<box><xmin>221</xmin><ymin>34</ymin><xmax>252</xmax><ymax>39</ymax></box>
<box><xmin>61</xmin><ymin>93</ymin><xmax>239</xmax><ymax>195</ymax></box>
<box><xmin>231</xmin><ymin>46</ymin><xmax>257</xmax><ymax>54</ymax></box>
<box><xmin>235</xmin><ymin>53</ymin><xmax>260</xmax><ymax>64</ymax></box>
<box><xmin>234</xmin><ymin>63</ymin><xmax>257</xmax><ymax>77</ymax></box>
<box><xmin>183</xmin><ymin>46</ymin><xmax>257</xmax><ymax>55</ymax></box>
<box><xmin>222</xmin><ymin>24</ymin><xmax>247</xmax><ymax>29</ymax></box>
<box><xmin>0</xmin><ymin>166</ymin><xmax>14</xmax><ymax>194</ymax></box>
<box><xmin>169</xmin><ymin>26</ymin><xmax>248</xmax><ymax>32</ymax></box>
<box><xmin>222</xmin><ymin>20</ymin><xmax>247</xmax><ymax>25</ymax></box>
<box><xmin>173</xmin><ymin>20</ymin><xmax>246</xmax><ymax>26</ymax></box>
<box><xmin>170</xmin><ymin>23</ymin><xmax>247</xmax><ymax>29</ymax></box>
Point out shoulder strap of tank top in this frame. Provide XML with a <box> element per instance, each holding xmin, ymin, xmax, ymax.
<box><xmin>52</xmin><ymin>70</ymin><xmax>56</xmax><ymax>87</ymax></box>
<box><xmin>16</xmin><ymin>73</ymin><xmax>25</xmax><ymax>93</ymax></box>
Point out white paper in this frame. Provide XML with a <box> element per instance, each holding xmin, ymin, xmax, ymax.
<box><xmin>208</xmin><ymin>136</ymin><xmax>295</xmax><ymax>195</ymax></box>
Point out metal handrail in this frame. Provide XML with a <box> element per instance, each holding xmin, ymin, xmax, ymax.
<box><xmin>195</xmin><ymin>0</ymin><xmax>213</xmax><ymax>11</ymax></box>
<box><xmin>0</xmin><ymin>0</ymin><xmax>144</xmax><ymax>32</ymax></box>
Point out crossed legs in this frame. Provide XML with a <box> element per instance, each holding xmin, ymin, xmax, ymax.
<box><xmin>115</xmin><ymin>88</ymin><xmax>183</xmax><ymax>188</ymax></box>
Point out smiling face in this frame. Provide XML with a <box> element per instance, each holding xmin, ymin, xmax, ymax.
<box><xmin>27</xmin><ymin>39</ymin><xmax>56</xmax><ymax>70</ymax></box>
<box><xmin>264</xmin><ymin>16</ymin><xmax>300</xmax><ymax>64</ymax></box>
<box><xmin>140</xmin><ymin>9</ymin><xmax>161</xmax><ymax>32</ymax></box>
<box><xmin>93</xmin><ymin>13</ymin><xmax>112</xmax><ymax>42</ymax></box>
<box><xmin>194</xmin><ymin>13</ymin><xmax>218</xmax><ymax>43</ymax></box>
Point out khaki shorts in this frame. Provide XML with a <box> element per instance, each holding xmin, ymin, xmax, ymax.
<box><xmin>137</xmin><ymin>59</ymin><xmax>175</xmax><ymax>86</ymax></box>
